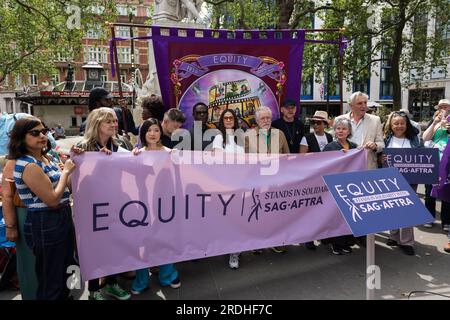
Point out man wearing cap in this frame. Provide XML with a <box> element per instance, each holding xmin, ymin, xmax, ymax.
<box><xmin>271</xmin><ymin>99</ymin><xmax>305</xmax><ymax>153</ymax></box>
<box><xmin>335</xmin><ymin>91</ymin><xmax>384</xmax><ymax>169</ymax></box>
<box><xmin>80</xmin><ymin>87</ymin><xmax>137</xmax><ymax>137</ymax></box>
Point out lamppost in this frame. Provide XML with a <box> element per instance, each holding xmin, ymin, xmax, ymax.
<box><xmin>322</xmin><ymin>1</ymin><xmax>333</xmax><ymax>116</ymax></box>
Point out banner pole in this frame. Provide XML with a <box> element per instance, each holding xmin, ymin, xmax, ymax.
<box><xmin>366</xmin><ymin>233</ymin><xmax>376</xmax><ymax>300</ymax></box>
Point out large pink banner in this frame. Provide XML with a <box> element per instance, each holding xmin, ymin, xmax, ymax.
<box><xmin>72</xmin><ymin>149</ymin><xmax>367</xmax><ymax>281</ymax></box>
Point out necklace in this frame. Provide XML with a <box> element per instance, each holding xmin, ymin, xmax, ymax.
<box><xmin>283</xmin><ymin>120</ymin><xmax>296</xmax><ymax>145</ymax></box>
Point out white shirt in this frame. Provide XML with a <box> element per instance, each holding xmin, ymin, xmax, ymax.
<box><xmin>387</xmin><ymin>136</ymin><xmax>411</xmax><ymax>149</ymax></box>
<box><xmin>348</xmin><ymin>114</ymin><xmax>365</xmax><ymax>147</ymax></box>
<box><xmin>212</xmin><ymin>134</ymin><xmax>245</xmax><ymax>154</ymax></box>
<box><xmin>300</xmin><ymin>133</ymin><xmax>329</xmax><ymax>151</ymax></box>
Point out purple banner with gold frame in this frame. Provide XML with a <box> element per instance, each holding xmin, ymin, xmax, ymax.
<box><xmin>151</xmin><ymin>27</ymin><xmax>306</xmax><ymax>128</ymax></box>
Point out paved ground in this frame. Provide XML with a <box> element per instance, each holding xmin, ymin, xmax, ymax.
<box><xmin>1</xmin><ymin>173</ymin><xmax>449</xmax><ymax>300</ymax></box>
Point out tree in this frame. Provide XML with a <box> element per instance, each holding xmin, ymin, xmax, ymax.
<box><xmin>0</xmin><ymin>0</ymin><xmax>117</xmax><ymax>86</ymax></box>
<box><xmin>205</xmin><ymin>0</ymin><xmax>450</xmax><ymax>108</ymax></box>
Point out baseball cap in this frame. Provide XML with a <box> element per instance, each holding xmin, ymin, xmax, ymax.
<box><xmin>88</xmin><ymin>87</ymin><xmax>113</xmax><ymax>108</ymax></box>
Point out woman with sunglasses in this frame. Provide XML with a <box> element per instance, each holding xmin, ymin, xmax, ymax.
<box><xmin>212</xmin><ymin>109</ymin><xmax>245</xmax><ymax>269</ymax></box>
<box><xmin>131</xmin><ymin>118</ymin><xmax>181</xmax><ymax>294</ymax></box>
<box><xmin>300</xmin><ymin>111</ymin><xmax>333</xmax><ymax>154</ymax></box>
<box><xmin>383</xmin><ymin>111</ymin><xmax>421</xmax><ymax>255</ymax></box>
<box><xmin>8</xmin><ymin>117</ymin><xmax>76</xmax><ymax>299</ymax></box>
<box><xmin>76</xmin><ymin>107</ymin><xmax>131</xmax><ymax>300</ymax></box>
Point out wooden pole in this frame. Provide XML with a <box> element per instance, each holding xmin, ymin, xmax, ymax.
<box><xmin>110</xmin><ymin>23</ymin><xmax>128</xmax><ymax>134</ymax></box>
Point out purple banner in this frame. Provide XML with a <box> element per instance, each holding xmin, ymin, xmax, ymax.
<box><xmin>151</xmin><ymin>26</ymin><xmax>306</xmax><ymax>121</ymax></box>
<box><xmin>432</xmin><ymin>142</ymin><xmax>450</xmax><ymax>202</ymax></box>
<box><xmin>71</xmin><ymin>149</ymin><xmax>366</xmax><ymax>281</ymax></box>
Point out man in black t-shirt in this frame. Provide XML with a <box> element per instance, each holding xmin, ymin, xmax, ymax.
<box><xmin>271</xmin><ymin>99</ymin><xmax>305</xmax><ymax>153</ymax></box>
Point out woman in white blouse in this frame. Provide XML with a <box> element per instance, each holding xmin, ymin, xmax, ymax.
<box><xmin>212</xmin><ymin>109</ymin><xmax>244</xmax><ymax>269</ymax></box>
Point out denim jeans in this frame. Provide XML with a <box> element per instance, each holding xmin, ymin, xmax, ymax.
<box><xmin>23</xmin><ymin>205</ymin><xmax>74</xmax><ymax>300</ymax></box>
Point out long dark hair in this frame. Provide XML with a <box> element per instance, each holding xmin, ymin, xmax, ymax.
<box><xmin>140</xmin><ymin>118</ymin><xmax>163</xmax><ymax>147</ymax></box>
<box><xmin>218</xmin><ymin>109</ymin><xmax>239</xmax><ymax>145</ymax></box>
<box><xmin>8</xmin><ymin>117</ymin><xmax>51</xmax><ymax>159</ymax></box>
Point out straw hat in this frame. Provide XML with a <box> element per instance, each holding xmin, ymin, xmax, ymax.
<box><xmin>309</xmin><ymin>110</ymin><xmax>329</xmax><ymax>123</ymax></box>
<box><xmin>434</xmin><ymin>98</ymin><xmax>450</xmax><ymax>110</ymax></box>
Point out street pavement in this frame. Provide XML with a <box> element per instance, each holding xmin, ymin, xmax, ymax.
<box><xmin>1</xmin><ymin>157</ymin><xmax>449</xmax><ymax>300</ymax></box>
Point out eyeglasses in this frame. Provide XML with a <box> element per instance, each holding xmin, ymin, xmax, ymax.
<box><xmin>223</xmin><ymin>116</ymin><xmax>234</xmax><ymax>121</ymax></box>
<box><xmin>28</xmin><ymin>128</ymin><xmax>49</xmax><ymax>137</ymax></box>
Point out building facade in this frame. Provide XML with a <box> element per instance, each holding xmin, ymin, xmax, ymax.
<box><xmin>0</xmin><ymin>0</ymin><xmax>153</xmax><ymax>134</ymax></box>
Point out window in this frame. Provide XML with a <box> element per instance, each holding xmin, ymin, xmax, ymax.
<box><xmin>101</xmin><ymin>74</ymin><xmax>108</xmax><ymax>82</ymax></box>
<box><xmin>84</xmin><ymin>46</ymin><xmax>108</xmax><ymax>63</ymax></box>
<box><xmin>88</xmin><ymin>5</ymin><xmax>104</xmax><ymax>14</ymax></box>
<box><xmin>81</xmin><ymin>117</ymin><xmax>87</xmax><ymax>123</ymax></box>
<box><xmin>120</xmin><ymin>74</ymin><xmax>127</xmax><ymax>83</ymax></box>
<box><xmin>301</xmin><ymin>74</ymin><xmax>313</xmax><ymax>100</ymax></box>
<box><xmin>71</xmin><ymin>117</ymin><xmax>78</xmax><ymax>127</ymax></box>
<box><xmin>412</xmin><ymin>13</ymin><xmax>428</xmax><ymax>61</ymax></box>
<box><xmin>353</xmin><ymin>76</ymin><xmax>370</xmax><ymax>96</ymax></box>
<box><xmin>86</xmin><ymin>28</ymin><xmax>104</xmax><ymax>39</ymax></box>
<box><xmin>117</xmin><ymin>47</ymin><xmax>131</xmax><ymax>64</ymax></box>
<box><xmin>29</xmin><ymin>74</ymin><xmax>37</xmax><ymax>86</ymax></box>
<box><xmin>15</xmin><ymin>74</ymin><xmax>22</xmax><ymax>88</ymax></box>
<box><xmin>117</xmin><ymin>5</ymin><xmax>136</xmax><ymax>17</ymax></box>
<box><xmin>52</xmin><ymin>74</ymin><xmax>60</xmax><ymax>85</ymax></box>
<box><xmin>117</xmin><ymin>48</ymin><xmax>139</xmax><ymax>64</ymax></box>
<box><xmin>380</xmin><ymin>67</ymin><xmax>393</xmax><ymax>99</ymax></box>
<box><xmin>116</xmin><ymin>26</ymin><xmax>130</xmax><ymax>38</ymax></box>
<box><xmin>431</xmin><ymin>66</ymin><xmax>446</xmax><ymax>79</ymax></box>
<box><xmin>54</xmin><ymin>51</ymin><xmax>73</xmax><ymax>62</ymax></box>
<box><xmin>436</xmin><ymin>16</ymin><xmax>450</xmax><ymax>57</ymax></box>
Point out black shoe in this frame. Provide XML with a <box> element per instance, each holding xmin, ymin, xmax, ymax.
<box><xmin>305</xmin><ymin>241</ymin><xmax>316</xmax><ymax>251</ymax></box>
<box><xmin>386</xmin><ymin>239</ymin><xmax>398</xmax><ymax>246</ymax></box>
<box><xmin>341</xmin><ymin>245</ymin><xmax>352</xmax><ymax>253</ymax></box>
<box><xmin>331</xmin><ymin>244</ymin><xmax>343</xmax><ymax>255</ymax></box>
<box><xmin>400</xmin><ymin>245</ymin><xmax>415</xmax><ymax>256</ymax></box>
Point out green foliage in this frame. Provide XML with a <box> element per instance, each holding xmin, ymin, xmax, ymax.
<box><xmin>0</xmin><ymin>0</ymin><xmax>117</xmax><ymax>85</ymax></box>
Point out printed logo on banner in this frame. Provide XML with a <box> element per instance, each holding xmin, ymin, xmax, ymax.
<box><xmin>384</xmin><ymin>148</ymin><xmax>439</xmax><ymax>184</ymax></box>
<box><xmin>323</xmin><ymin>168</ymin><xmax>434</xmax><ymax>236</ymax></box>
<box><xmin>92</xmin><ymin>185</ymin><xmax>329</xmax><ymax>232</ymax></box>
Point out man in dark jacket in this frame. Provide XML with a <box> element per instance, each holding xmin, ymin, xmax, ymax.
<box><xmin>271</xmin><ymin>99</ymin><xmax>305</xmax><ymax>153</ymax></box>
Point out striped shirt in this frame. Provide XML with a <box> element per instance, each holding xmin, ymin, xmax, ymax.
<box><xmin>14</xmin><ymin>155</ymin><xmax>70</xmax><ymax>212</ymax></box>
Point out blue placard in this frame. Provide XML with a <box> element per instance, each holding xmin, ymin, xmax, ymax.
<box><xmin>383</xmin><ymin>148</ymin><xmax>440</xmax><ymax>184</ymax></box>
<box><xmin>322</xmin><ymin>168</ymin><xmax>434</xmax><ymax>237</ymax></box>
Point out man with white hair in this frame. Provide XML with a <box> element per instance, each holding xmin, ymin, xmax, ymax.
<box><xmin>335</xmin><ymin>91</ymin><xmax>384</xmax><ymax>169</ymax></box>
<box><xmin>245</xmin><ymin>106</ymin><xmax>290</xmax><ymax>154</ymax></box>
<box><xmin>245</xmin><ymin>106</ymin><xmax>289</xmax><ymax>254</ymax></box>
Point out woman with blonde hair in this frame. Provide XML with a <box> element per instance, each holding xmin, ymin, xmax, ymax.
<box><xmin>76</xmin><ymin>107</ymin><xmax>131</xmax><ymax>300</ymax></box>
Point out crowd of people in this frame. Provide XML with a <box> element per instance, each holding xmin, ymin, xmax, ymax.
<box><xmin>1</xmin><ymin>87</ymin><xmax>449</xmax><ymax>300</ymax></box>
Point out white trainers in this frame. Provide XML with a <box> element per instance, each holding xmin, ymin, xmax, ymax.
<box><xmin>228</xmin><ymin>253</ymin><xmax>240</xmax><ymax>269</ymax></box>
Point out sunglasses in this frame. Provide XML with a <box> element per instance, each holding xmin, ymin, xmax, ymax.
<box><xmin>28</xmin><ymin>128</ymin><xmax>49</xmax><ymax>137</ymax></box>
<box><xmin>311</xmin><ymin>121</ymin><xmax>325</xmax><ymax>125</ymax></box>
<box><xmin>223</xmin><ymin>116</ymin><xmax>234</xmax><ymax>121</ymax></box>
<box><xmin>392</xmin><ymin>111</ymin><xmax>408</xmax><ymax>118</ymax></box>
